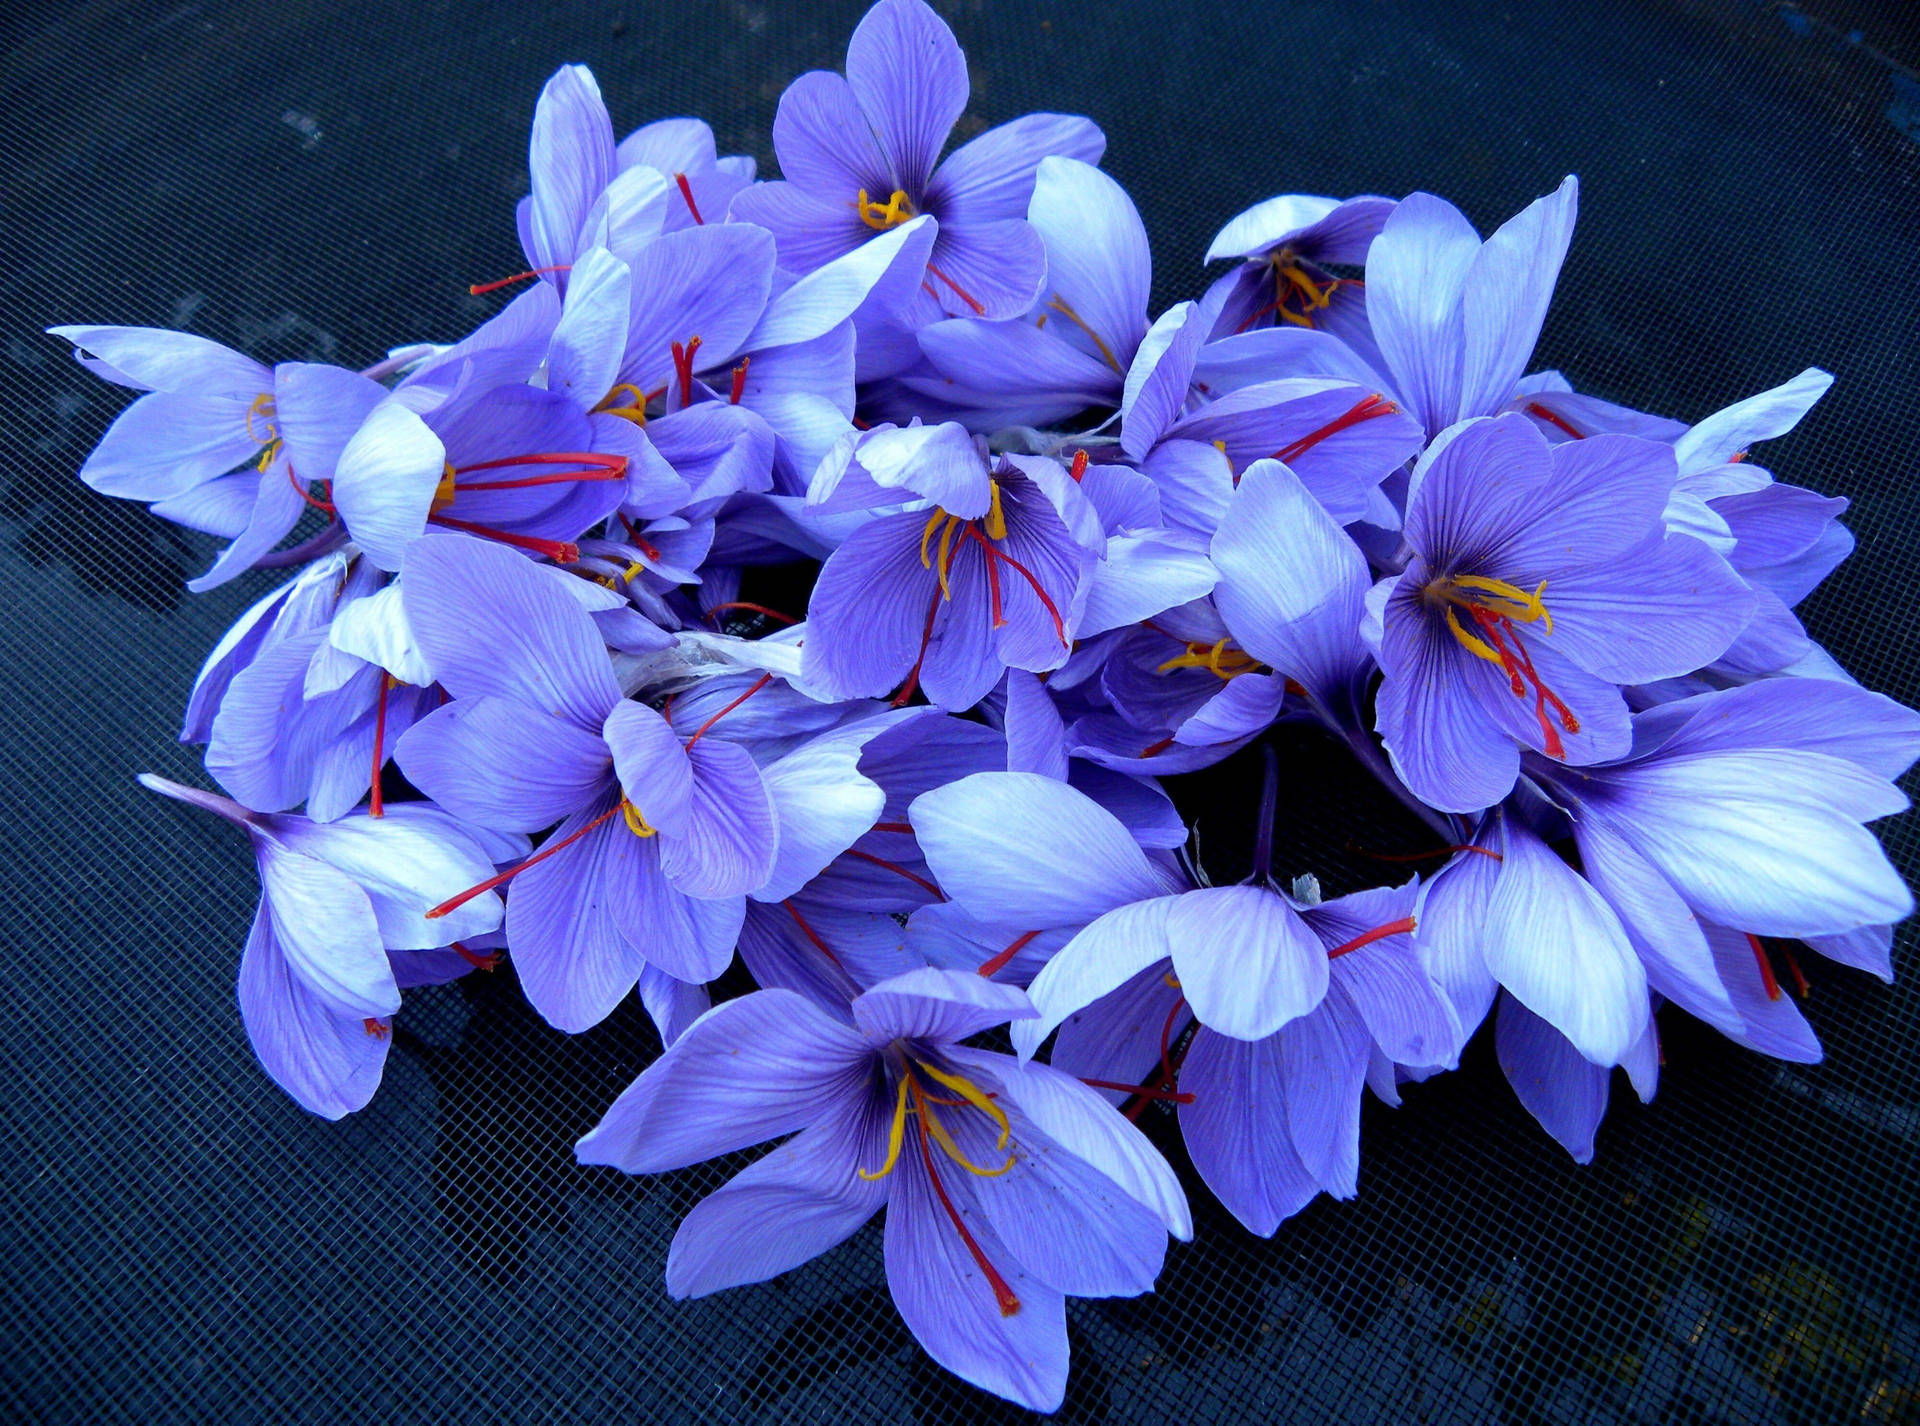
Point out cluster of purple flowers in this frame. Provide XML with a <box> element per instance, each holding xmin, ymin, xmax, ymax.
<box><xmin>60</xmin><ymin>0</ymin><xmax>1914</xmax><ymax>1409</ymax></box>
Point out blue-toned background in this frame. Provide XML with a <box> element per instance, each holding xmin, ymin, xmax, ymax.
<box><xmin>4</xmin><ymin>1</ymin><xmax>1918</xmax><ymax>1420</ymax></box>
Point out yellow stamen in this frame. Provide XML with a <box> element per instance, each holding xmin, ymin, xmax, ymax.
<box><xmin>983</xmin><ymin>482</ymin><xmax>1008</xmax><ymax>542</ymax></box>
<box><xmin>858</xmin><ymin>1076</ymin><xmax>913</xmax><ymax>1181</ymax></box>
<box><xmin>1277</xmin><ymin>262</ymin><xmax>1335</xmax><ymax>310</ymax></box>
<box><xmin>1045</xmin><ymin>295</ymin><xmax>1123</xmax><ymax>375</ymax></box>
<box><xmin>245</xmin><ymin>392</ymin><xmax>278</xmax><ymax>444</ymax></box>
<box><xmin>431</xmin><ymin>460</ymin><xmax>458</xmax><ymax>513</ymax></box>
<box><xmin>620</xmin><ymin>799</ymin><xmax>657</xmax><ymax>838</ymax></box>
<box><xmin>915</xmin><ymin>1060</ymin><xmax>1010</xmax><ymax>1151</ymax></box>
<box><xmin>1443</xmin><ymin>574</ymin><xmax>1553</xmax><ymax>631</ymax></box>
<box><xmin>855</xmin><ymin>188</ymin><xmax>916</xmax><ymax>231</ymax></box>
<box><xmin>1155</xmin><ymin>638</ymin><xmax>1260</xmax><ymax>681</ymax></box>
<box><xmin>1444</xmin><ymin>605</ymin><xmax>1507</xmax><ymax>665</ymax></box>
<box><xmin>255</xmin><ymin>439</ymin><xmax>282</xmax><ymax>472</ymax></box>
<box><xmin>919</xmin><ymin>506</ymin><xmax>947</xmax><ymax>569</ymax></box>
<box><xmin>623</xmin><ymin>560</ymin><xmax>646</xmax><ymax>582</ymax></box>
<box><xmin>934</xmin><ymin>514</ymin><xmax>960</xmax><ymax>599</ymax></box>
<box><xmin>593</xmin><ymin>382</ymin><xmax>650</xmax><ymax>426</ymax></box>
<box><xmin>922</xmin><ymin>1104</ymin><xmax>1015</xmax><ymax>1177</ymax></box>
<box><xmin>1163</xmin><ymin>971</ymin><xmax>1182</xmax><ymax>989</ymax></box>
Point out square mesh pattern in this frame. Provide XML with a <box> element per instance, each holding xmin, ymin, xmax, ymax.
<box><xmin>3</xmin><ymin>1</ymin><xmax>1918</xmax><ymax>1420</ymax></box>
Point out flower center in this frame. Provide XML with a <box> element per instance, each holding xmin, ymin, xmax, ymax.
<box><xmin>620</xmin><ymin>798</ymin><xmax>657</xmax><ymax>837</ymax></box>
<box><xmin>1155</xmin><ymin>637</ymin><xmax>1262</xmax><ymax>681</ymax></box>
<box><xmin>855</xmin><ymin>187</ymin><xmax>916</xmax><ymax>231</ymax></box>
<box><xmin>421</xmin><ymin>449</ymin><xmax>631</xmax><ymax>564</ymax></box>
<box><xmin>1425</xmin><ymin>573</ymin><xmax>1581</xmax><ymax>758</ymax></box>
<box><xmin>246</xmin><ymin>392</ymin><xmax>284</xmax><ymax>470</ymax></box>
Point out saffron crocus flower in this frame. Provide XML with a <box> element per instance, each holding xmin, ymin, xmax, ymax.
<box><xmin>1371</xmin><ymin>412</ymin><xmax>1752</xmax><ymax>813</ymax></box>
<box><xmin>730</xmin><ymin>0</ymin><xmax>1103</xmax><ymax>326</ymax></box>
<box><xmin>393</xmin><ymin>533</ymin><xmax>779</xmax><ymax>1029</ymax></box>
<box><xmin>139</xmin><ymin>776</ymin><xmax>514</xmax><ymax>1118</ymax></box>
<box><xmin>1201</xmin><ymin>191</ymin><xmax>1394</xmax><ymax>344</ymax></box>
<box><xmin>48</xmin><ymin>326</ymin><xmax>387</xmax><ymax>589</ymax></box>
<box><xmin>802</xmin><ymin>433</ymin><xmax>1098</xmax><ymax>709</ymax></box>
<box><xmin>576</xmin><ymin>967</ymin><xmax>1188</xmax><ymax>1413</ymax></box>
<box><xmin>904</xmin><ymin>156</ymin><xmax>1151</xmax><ymax>427</ymax></box>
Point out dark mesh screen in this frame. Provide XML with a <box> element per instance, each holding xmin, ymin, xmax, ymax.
<box><xmin>5</xmin><ymin>1</ymin><xmax>1918</xmax><ymax>1420</ymax></box>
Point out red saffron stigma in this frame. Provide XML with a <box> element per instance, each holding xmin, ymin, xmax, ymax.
<box><xmin>1746</xmin><ymin>933</ymin><xmax>1783</xmax><ymax>1001</ymax></box>
<box><xmin>705</xmin><ymin>601</ymin><xmax>799</xmax><ymax>627</ymax></box>
<box><xmin>962</xmin><ymin>525</ymin><xmax>1068</xmax><ymax>646</ymax></box>
<box><xmin>1067</xmin><ymin>449</ymin><xmax>1089</xmax><ymax>482</ymax></box>
<box><xmin>670</xmin><ymin>336</ymin><xmax>704</xmax><ymax>409</ymax></box>
<box><xmin>369</xmin><ymin>673</ymin><xmax>393</xmax><ymax>818</ymax></box>
<box><xmin>1274</xmin><ymin>392</ymin><xmax>1398</xmax><ymax>466</ymax></box>
<box><xmin>363</xmin><ymin>1018</ymin><xmax>389</xmax><ymax>1039</ymax></box>
<box><xmin>1781</xmin><ymin>945</ymin><xmax>1811</xmax><ymax>999</ymax></box>
<box><xmin>1326</xmin><ymin>915</ymin><xmax>1418</xmax><ymax>960</ymax></box>
<box><xmin>871</xmin><ymin>821</ymin><xmax>914</xmax><ymax>834</ymax></box>
<box><xmin>424</xmin><ymin>515</ymin><xmax>580</xmax><ymax>564</ymax></box>
<box><xmin>1525</xmin><ymin>402</ymin><xmax>1586</xmax><ymax>441</ymax></box>
<box><xmin>891</xmin><ymin>591</ymin><xmax>943</xmax><ymax>707</ymax></box>
<box><xmin>842</xmin><ymin>848</ymin><xmax>944</xmax><ymax>899</ymax></box>
<box><xmin>924</xmin><ymin>261</ymin><xmax>986</xmax><ymax>316</ymax></box>
<box><xmin>426</xmin><ymin>802</ymin><xmax>622</xmax><ymax>918</ymax></box>
<box><xmin>1081</xmin><ymin>1077</ymin><xmax>1193</xmax><ymax>1104</ymax></box>
<box><xmin>1467</xmin><ymin>605</ymin><xmax>1580</xmax><ymax>758</ymax></box>
<box><xmin>977</xmin><ymin>930</ymin><xmax>1041</xmax><ymax>978</ymax></box>
<box><xmin>783</xmin><ymin>899</ymin><xmax>843</xmax><ymax>969</ymax></box>
<box><xmin>289</xmin><ymin>466</ymin><xmax>335</xmax><ymax>514</ymax></box>
<box><xmin>685</xmin><ymin>672</ymin><xmax>773</xmax><ymax>747</ymax></box>
<box><xmin>1126</xmin><ymin>996</ymin><xmax>1191</xmax><ymax>1122</ymax></box>
<box><xmin>729</xmin><ymin>357</ymin><xmax>750</xmax><ymax>404</ymax></box>
<box><xmin>911</xmin><ymin>1083</ymin><xmax>1021</xmax><ymax>1316</ymax></box>
<box><xmin>1349</xmin><ymin>842</ymin><xmax>1503</xmax><ymax>864</ymax></box>
<box><xmin>1139</xmin><ymin>736</ymin><xmax>1176</xmax><ymax>758</ymax></box>
<box><xmin>467</xmin><ymin>263</ymin><xmax>572</xmax><ymax>296</ymax></box>
<box><xmin>452</xmin><ymin>941</ymin><xmax>501</xmax><ymax>971</ymax></box>
<box><xmin>673</xmin><ymin>172</ymin><xmax>705</xmax><ymax>225</ymax></box>
<box><xmin>448</xmin><ymin>450</ymin><xmax>629</xmax><ymax>492</ymax></box>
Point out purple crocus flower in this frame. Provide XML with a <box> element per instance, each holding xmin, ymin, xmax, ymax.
<box><xmin>48</xmin><ymin>326</ymin><xmax>386</xmax><ymax>589</ymax></box>
<box><xmin>802</xmin><ymin>430</ymin><xmax>1099</xmax><ymax>709</ymax></box>
<box><xmin>393</xmin><ymin>533</ymin><xmax>779</xmax><ymax>1030</ymax></box>
<box><xmin>576</xmin><ymin>967</ymin><xmax>1188</xmax><ymax>1412</ymax></box>
<box><xmin>729</xmin><ymin>0</ymin><xmax>1104</xmax><ymax>326</ymax></box>
<box><xmin>1201</xmin><ymin>191</ymin><xmax>1394</xmax><ymax>344</ymax></box>
<box><xmin>1371</xmin><ymin>412</ymin><xmax>1753</xmax><ymax>813</ymax></box>
<box><xmin>140</xmin><ymin>776</ymin><xmax>513</xmax><ymax>1118</ymax></box>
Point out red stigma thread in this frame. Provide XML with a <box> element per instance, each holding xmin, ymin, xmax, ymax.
<box><xmin>782</xmin><ymin>899</ymin><xmax>843</xmax><ymax>969</ymax></box>
<box><xmin>871</xmin><ymin>821</ymin><xmax>914</xmax><ymax>834</ymax></box>
<box><xmin>424</xmin><ymin>516</ymin><xmax>580</xmax><ymax>565</ymax></box>
<box><xmin>1349</xmin><ymin>842</ymin><xmax>1503</xmax><ymax>865</ymax></box>
<box><xmin>369</xmin><ymin>673</ymin><xmax>394</xmax><ymax>817</ymax></box>
<box><xmin>1467</xmin><ymin>606</ymin><xmax>1580</xmax><ymax>758</ymax></box>
<box><xmin>1125</xmin><ymin>995</ymin><xmax>1192</xmax><ymax>1122</ymax></box>
<box><xmin>891</xmin><ymin>591</ymin><xmax>944</xmax><ymax>707</ymax></box>
<box><xmin>362</xmin><ymin>1018</ymin><xmax>390</xmax><ymax>1039</ymax></box>
<box><xmin>729</xmin><ymin>358</ymin><xmax>750</xmax><ymax>404</ymax></box>
<box><xmin>289</xmin><ymin>467</ymin><xmax>335</xmax><ymax>514</ymax></box>
<box><xmin>1082</xmin><ymin>1078</ymin><xmax>1193</xmax><ymax>1104</ymax></box>
<box><xmin>452</xmin><ymin>941</ymin><xmax>501</xmax><ymax>971</ymax></box>
<box><xmin>673</xmin><ymin>172</ymin><xmax>705</xmax><ymax>225</ymax></box>
<box><xmin>1326</xmin><ymin>915</ymin><xmax>1418</xmax><ymax>960</ymax></box>
<box><xmin>911</xmin><ymin>1082</ymin><xmax>1021</xmax><ymax>1317</ymax></box>
<box><xmin>1139</xmin><ymin>736</ymin><xmax>1176</xmax><ymax>759</ymax></box>
<box><xmin>1067</xmin><ymin>449</ymin><xmax>1089</xmax><ymax>482</ymax></box>
<box><xmin>1746</xmin><ymin>933</ymin><xmax>1783</xmax><ymax>1001</ymax></box>
<box><xmin>427</xmin><ymin>802</ymin><xmax>622</xmax><ymax>918</ymax></box>
<box><xmin>705</xmin><ymin>601</ymin><xmax>798</xmax><ymax>627</ymax></box>
<box><xmin>1525</xmin><ymin>402</ymin><xmax>1586</xmax><ymax>440</ymax></box>
<box><xmin>842</xmin><ymin>849</ymin><xmax>944</xmax><ymax>900</ymax></box>
<box><xmin>1273</xmin><ymin>392</ymin><xmax>1398</xmax><ymax>467</ymax></box>
<box><xmin>670</xmin><ymin>336</ymin><xmax>703</xmax><ymax>409</ymax></box>
<box><xmin>977</xmin><ymin>930</ymin><xmax>1041</xmax><ymax>979</ymax></box>
<box><xmin>446</xmin><ymin>450</ymin><xmax>629</xmax><ymax>492</ymax></box>
<box><xmin>684</xmin><ymin>673</ymin><xmax>773</xmax><ymax>748</ymax></box>
<box><xmin>924</xmin><ymin>262</ymin><xmax>986</xmax><ymax>316</ymax></box>
<box><xmin>468</xmin><ymin>263</ymin><xmax>572</xmax><ymax>296</ymax></box>
<box><xmin>961</xmin><ymin>525</ymin><xmax>1068</xmax><ymax>646</ymax></box>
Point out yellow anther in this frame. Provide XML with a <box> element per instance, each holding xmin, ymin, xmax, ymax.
<box><xmin>255</xmin><ymin>439</ymin><xmax>283</xmax><ymax>472</ymax></box>
<box><xmin>1155</xmin><ymin>638</ymin><xmax>1259</xmax><ymax>681</ymax></box>
<box><xmin>934</xmin><ymin>514</ymin><xmax>961</xmax><ymax>599</ymax></box>
<box><xmin>983</xmin><ymin>482</ymin><xmax>1008</xmax><ymax>542</ymax></box>
<box><xmin>245</xmin><ymin>392</ymin><xmax>278</xmax><ymax>443</ymax></box>
<box><xmin>856</xmin><ymin>188</ymin><xmax>916</xmax><ymax>231</ymax></box>
<box><xmin>623</xmin><ymin>560</ymin><xmax>646</xmax><ymax>582</ymax></box>
<box><xmin>923</xmin><ymin>1107</ymin><xmax>1015</xmax><ymax>1178</ymax></box>
<box><xmin>1444</xmin><ymin>605</ymin><xmax>1507</xmax><ymax>666</ymax></box>
<box><xmin>1434</xmin><ymin>574</ymin><xmax>1553</xmax><ymax>631</ymax></box>
<box><xmin>857</xmin><ymin>1076</ymin><xmax>913</xmax><ymax>1181</ymax></box>
<box><xmin>431</xmin><ymin>461</ymin><xmax>458</xmax><ymax>513</ymax></box>
<box><xmin>620</xmin><ymin>798</ymin><xmax>658</xmax><ymax>838</ymax></box>
<box><xmin>1277</xmin><ymin>262</ymin><xmax>1335</xmax><ymax>310</ymax></box>
<box><xmin>1045</xmin><ymin>294</ymin><xmax>1123</xmax><ymax>376</ymax></box>
<box><xmin>1163</xmin><ymin>971</ymin><xmax>1182</xmax><ymax>989</ymax></box>
<box><xmin>593</xmin><ymin>382</ymin><xmax>650</xmax><ymax>426</ymax></box>
<box><xmin>916</xmin><ymin>1060</ymin><xmax>1010</xmax><ymax>1151</ymax></box>
<box><xmin>920</xmin><ymin>506</ymin><xmax>947</xmax><ymax>569</ymax></box>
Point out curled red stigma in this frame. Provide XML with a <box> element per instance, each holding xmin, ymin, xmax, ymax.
<box><xmin>1525</xmin><ymin>402</ymin><xmax>1586</xmax><ymax>440</ymax></box>
<box><xmin>911</xmin><ymin>1082</ymin><xmax>1021</xmax><ymax>1316</ymax></box>
<box><xmin>673</xmin><ymin>172</ymin><xmax>704</xmax><ymax>225</ymax></box>
<box><xmin>670</xmin><ymin>335</ymin><xmax>704</xmax><ymax>409</ymax></box>
<box><xmin>729</xmin><ymin>357</ymin><xmax>750</xmax><ymax>404</ymax></box>
<box><xmin>705</xmin><ymin>601</ymin><xmax>798</xmax><ymax>627</ymax></box>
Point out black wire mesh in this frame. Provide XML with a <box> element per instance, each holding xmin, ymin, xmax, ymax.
<box><xmin>4</xmin><ymin>0</ymin><xmax>1918</xmax><ymax>1420</ymax></box>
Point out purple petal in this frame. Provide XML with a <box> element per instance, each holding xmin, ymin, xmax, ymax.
<box><xmin>748</xmin><ymin>215</ymin><xmax>937</xmax><ymax>350</ymax></box>
<box><xmin>770</xmin><ymin>69</ymin><xmax>889</xmax><ymax>200</ymax></box>
<box><xmin>1002</xmin><ymin>669</ymin><xmax>1069</xmax><ymax>780</ymax></box>
<box><xmin>605</xmin><ymin>829</ymin><xmax>742</xmax><ymax>985</ymax></box>
<box><xmin>329</xmin><ymin>401</ymin><xmax>444</xmax><ymax>572</ymax></box>
<box><xmin>1701</xmin><ymin>924</ymin><xmax>1822</xmax><ymax>1063</ymax></box>
<box><xmin>577</xmin><ymin>989</ymin><xmax>871</xmax><ymax>1171</ymax></box>
<box><xmin>237</xmin><ymin>902</ymin><xmax>389</xmax><ymax>1119</ymax></box>
<box><xmin>852</xmin><ymin>966</ymin><xmax>1034</xmax><ymax>1046</ymax></box>
<box><xmin>1014</xmin><ymin>898</ymin><xmax>1180</xmax><ymax>1060</ymax></box>
<box><xmin>620</xmin><ymin>223</ymin><xmax>776</xmax><ymax>393</ymax></box>
<box><xmin>601</xmin><ymin>700</ymin><xmax>694</xmax><ymax>835</ymax></box>
<box><xmin>1177</xmin><ymin>1028</ymin><xmax>1322</xmax><ymax>1235</ymax></box>
<box><xmin>395</xmin><ymin>697</ymin><xmax>611</xmax><ymax>832</ymax></box>
<box><xmin>800</xmin><ymin>509</ymin><xmax>938</xmax><ymax>700</ymax></box>
<box><xmin>1457</xmin><ymin>176</ymin><xmax>1577</xmax><ymax>420</ymax></box>
<box><xmin>271</xmin><ymin>363</ymin><xmax>388</xmax><ymax>483</ymax></box>
<box><xmin>846</xmin><ymin>0</ymin><xmax>967</xmax><ymax>197</ymax></box>
<box><xmin>755</xmin><ymin>718</ymin><xmax>896</xmax><ymax>902</ymax></box>
<box><xmin>1364</xmin><ymin>191</ymin><xmax>1481</xmax><ymax>435</ymax></box>
<box><xmin>400</xmin><ymin>533</ymin><xmax>621</xmax><ymax>729</ymax></box>
<box><xmin>1275</xmin><ymin>989</ymin><xmax>1371</xmax><ymax>1194</ymax></box>
<box><xmin>1674</xmin><ymin>367</ymin><xmax>1832</xmax><ymax>472</ymax></box>
<box><xmin>1167</xmin><ymin>885</ymin><xmax>1328</xmax><ymax>1041</ymax></box>
<box><xmin>927</xmin><ymin>112</ymin><xmax>1106</xmax><ymax>226</ymax></box>
<box><xmin>1044</xmin><ymin>957</ymin><xmax>1185</xmax><ymax>1099</ymax></box>
<box><xmin>1804</xmin><ymin>923</ymin><xmax>1893</xmax><ymax>982</ymax></box>
<box><xmin>49</xmin><ymin>324</ymin><xmax>270</xmax><ymax>396</ymax></box>
<box><xmin>665</xmin><ymin>1084</ymin><xmax>890</xmax><ymax>1296</ymax></box>
<box><xmin>659</xmin><ymin>737</ymin><xmax>778</xmax><ymax>898</ymax></box>
<box><xmin>927</xmin><ymin>218</ymin><xmax>1047</xmax><ymax>321</ymax></box>
<box><xmin>525</xmin><ymin>65</ymin><xmax>616</xmax><ymax>275</ymax></box>
<box><xmin>186</xmin><ymin>454</ymin><xmax>305</xmax><ymax>592</ymax></box>
<box><xmin>1205</xmin><ymin>192</ymin><xmax>1395</xmax><ymax>265</ymax></box>
<box><xmin>546</xmin><ymin>246</ymin><xmax>632</xmax><ymax>411</ymax></box>
<box><xmin>1029</xmin><ymin>156</ymin><xmax>1149</xmax><ymax>364</ymax></box>
<box><xmin>1495</xmin><ymin>993</ymin><xmax>1611</xmax><ymax>1163</ymax></box>
<box><xmin>726</xmin><ymin>179</ymin><xmax>872</xmax><ymax>277</ymax></box>
<box><xmin>1310</xmin><ymin>885</ymin><xmax>1460</xmax><ymax>1067</ymax></box>
<box><xmin>255</xmin><ymin>841</ymin><xmax>397</xmax><ymax>1017</ymax></box>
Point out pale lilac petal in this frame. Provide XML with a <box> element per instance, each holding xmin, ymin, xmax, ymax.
<box><xmin>1311</xmin><ymin>886</ymin><xmax>1460</xmax><ymax>1067</ymax></box>
<box><xmin>49</xmin><ymin>324</ymin><xmax>270</xmax><ymax>396</ymax></box>
<box><xmin>255</xmin><ymin>841</ymin><xmax>398</xmax><ymax>1017</ymax></box>
<box><xmin>330</xmin><ymin>401</ymin><xmax>445</xmax><ymax>572</ymax></box>
<box><xmin>1119</xmin><ymin>300</ymin><xmax>1208</xmax><ymax>461</ymax></box>
<box><xmin>927</xmin><ymin>112</ymin><xmax>1106</xmax><ymax>225</ymax></box>
<box><xmin>1177</xmin><ymin>1028</ymin><xmax>1322</xmax><ymax>1235</ymax></box>
<box><xmin>1276</xmin><ymin>989</ymin><xmax>1371</xmax><ymax>1194</ymax></box>
<box><xmin>1478</xmin><ymin>812</ymin><xmax>1647</xmax><ymax>1065</ymax></box>
<box><xmin>619</xmin><ymin>223</ymin><xmax>776</xmax><ymax>392</ymax></box>
<box><xmin>1205</xmin><ymin>193</ymin><xmax>1395</xmax><ymax>264</ymax></box>
<box><xmin>1804</xmin><ymin>924</ymin><xmax>1893</xmax><ymax>982</ymax></box>
<box><xmin>927</xmin><ymin>219</ymin><xmax>1047</xmax><ymax>321</ymax></box>
<box><xmin>400</xmin><ymin>533</ymin><xmax>621</xmax><ymax>728</ymax></box>
<box><xmin>1002</xmin><ymin>669</ymin><xmax>1068</xmax><ymax>780</ymax></box>
<box><xmin>1702</xmin><ymin>924</ymin><xmax>1822</xmax><ymax>1063</ymax></box>
<box><xmin>601</xmin><ymin>700</ymin><xmax>694</xmax><ymax>836</ymax></box>
<box><xmin>1078</xmin><ymin>530</ymin><xmax>1218</xmax><ymax>640</ymax></box>
<box><xmin>659</xmin><ymin>738</ymin><xmax>778</xmax><ymax>898</ymax></box>
<box><xmin>755</xmin><ymin>718</ymin><xmax>895</xmax><ymax>902</ymax></box>
<box><xmin>576</xmin><ymin>989</ymin><xmax>872</xmax><ymax>1171</ymax></box>
<box><xmin>504</xmin><ymin>796</ymin><xmax>646</xmax><ymax>1032</ymax></box>
<box><xmin>395</xmin><ymin>697</ymin><xmax>611</xmax><ymax>832</ymax></box>
<box><xmin>1013</xmin><ymin>897</ymin><xmax>1180</xmax><ymax>1060</ymax></box>
<box><xmin>1674</xmin><ymin>367</ymin><xmax>1832</xmax><ymax>472</ymax></box>
<box><xmin>770</xmin><ymin>69</ymin><xmax>888</xmax><ymax>199</ymax></box>
<box><xmin>800</xmin><ymin>509</ymin><xmax>937</xmax><ymax>699</ymax></box>
<box><xmin>546</xmin><ymin>246</ymin><xmax>632</xmax><ymax>410</ymax></box>
<box><xmin>271</xmin><ymin>363</ymin><xmax>388</xmax><ymax>483</ymax></box>
<box><xmin>637</xmin><ymin>965</ymin><xmax>712</xmax><ymax>1048</ymax></box>
<box><xmin>747</xmin><ymin>215</ymin><xmax>937</xmax><ymax>350</ymax></box>
<box><xmin>237</xmin><ymin>902</ymin><xmax>388</xmax><ymax>1119</ymax></box>
<box><xmin>187</xmin><ymin>455</ymin><xmax>305</xmax><ymax>592</ymax></box>
<box><xmin>1457</xmin><ymin>176</ymin><xmax>1577</xmax><ymax>420</ymax></box>
<box><xmin>846</xmin><ymin>0</ymin><xmax>967</xmax><ymax>196</ymax></box>
<box><xmin>1365</xmin><ymin>192</ymin><xmax>1481</xmax><ymax>434</ymax></box>
<box><xmin>526</xmin><ymin>64</ymin><xmax>617</xmax><ymax>274</ymax></box>
<box><xmin>1167</xmin><ymin>885</ymin><xmax>1328</xmax><ymax>1041</ymax></box>
<box><xmin>605</xmin><ymin>830</ymin><xmax>742</xmax><ymax>985</ymax></box>
<box><xmin>726</xmin><ymin>180</ymin><xmax>872</xmax><ymax>277</ymax></box>
<box><xmin>1028</xmin><ymin>157</ymin><xmax>1149</xmax><ymax>363</ymax></box>
<box><xmin>852</xmin><ymin>966</ymin><xmax>1034</xmax><ymax>1046</ymax></box>
<box><xmin>665</xmin><ymin>1085</ymin><xmax>890</xmax><ymax>1296</ymax></box>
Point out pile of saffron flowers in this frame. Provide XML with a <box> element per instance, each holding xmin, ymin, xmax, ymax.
<box><xmin>60</xmin><ymin>0</ymin><xmax>1915</xmax><ymax>1410</ymax></box>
